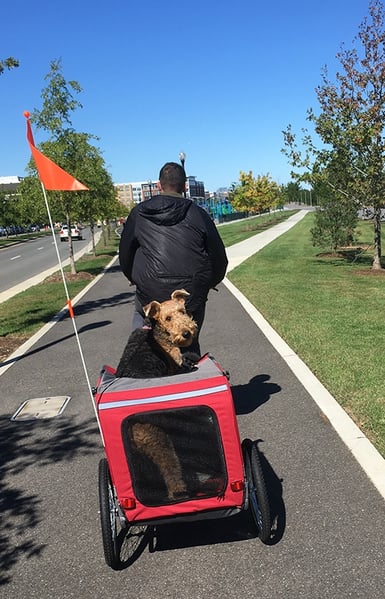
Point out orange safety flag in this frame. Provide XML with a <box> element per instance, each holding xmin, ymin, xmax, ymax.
<box><xmin>24</xmin><ymin>111</ymin><xmax>89</xmax><ymax>191</ymax></box>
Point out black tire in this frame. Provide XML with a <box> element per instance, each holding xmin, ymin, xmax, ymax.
<box><xmin>242</xmin><ymin>439</ymin><xmax>271</xmax><ymax>543</ymax></box>
<box><xmin>98</xmin><ymin>458</ymin><xmax>123</xmax><ymax>569</ymax></box>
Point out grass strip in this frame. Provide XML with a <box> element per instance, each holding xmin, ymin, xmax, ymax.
<box><xmin>227</xmin><ymin>213</ymin><xmax>385</xmax><ymax>456</ymax></box>
<box><xmin>218</xmin><ymin>210</ymin><xmax>298</xmax><ymax>246</ymax></box>
<box><xmin>0</xmin><ymin>235</ymin><xmax>119</xmax><ymax>339</ymax></box>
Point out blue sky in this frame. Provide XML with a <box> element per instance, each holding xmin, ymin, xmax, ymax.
<box><xmin>1</xmin><ymin>0</ymin><xmax>372</xmax><ymax>191</ymax></box>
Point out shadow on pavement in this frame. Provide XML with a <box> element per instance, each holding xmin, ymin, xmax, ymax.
<box><xmin>71</xmin><ymin>289</ymin><xmax>134</xmax><ymax>317</ymax></box>
<box><xmin>232</xmin><ymin>374</ymin><xmax>281</xmax><ymax>414</ymax></box>
<box><xmin>258</xmin><ymin>446</ymin><xmax>286</xmax><ymax>546</ymax></box>
<box><xmin>147</xmin><ymin>446</ymin><xmax>285</xmax><ymax>554</ymax></box>
<box><xmin>0</xmin><ymin>415</ymin><xmax>100</xmax><ymax>587</ymax></box>
<box><xmin>1</xmin><ymin>321</ymin><xmax>112</xmax><ymax>369</ymax></box>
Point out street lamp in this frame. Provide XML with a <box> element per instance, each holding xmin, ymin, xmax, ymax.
<box><xmin>179</xmin><ymin>151</ymin><xmax>186</xmax><ymax>171</ymax></box>
<box><xmin>179</xmin><ymin>152</ymin><xmax>186</xmax><ymax>197</ymax></box>
<box><xmin>148</xmin><ymin>180</ymin><xmax>152</xmax><ymax>199</ymax></box>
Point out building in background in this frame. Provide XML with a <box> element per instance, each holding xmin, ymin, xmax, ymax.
<box><xmin>0</xmin><ymin>176</ymin><xmax>23</xmax><ymax>193</ymax></box>
<box><xmin>114</xmin><ymin>180</ymin><xmax>158</xmax><ymax>208</ymax></box>
<box><xmin>186</xmin><ymin>176</ymin><xmax>205</xmax><ymax>200</ymax></box>
<box><xmin>115</xmin><ymin>177</ymin><xmax>206</xmax><ymax>209</ymax></box>
<box><xmin>114</xmin><ymin>176</ymin><xmax>234</xmax><ymax>222</ymax></box>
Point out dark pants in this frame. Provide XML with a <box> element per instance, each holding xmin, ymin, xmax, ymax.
<box><xmin>132</xmin><ymin>295</ymin><xmax>205</xmax><ymax>355</ymax></box>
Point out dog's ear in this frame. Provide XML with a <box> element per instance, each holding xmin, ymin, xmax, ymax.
<box><xmin>143</xmin><ymin>300</ymin><xmax>161</xmax><ymax>319</ymax></box>
<box><xmin>171</xmin><ymin>289</ymin><xmax>190</xmax><ymax>303</ymax></box>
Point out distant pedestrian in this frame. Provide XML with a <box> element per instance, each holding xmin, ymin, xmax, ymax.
<box><xmin>119</xmin><ymin>161</ymin><xmax>228</xmax><ymax>353</ymax></box>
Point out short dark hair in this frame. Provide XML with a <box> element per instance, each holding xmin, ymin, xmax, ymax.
<box><xmin>159</xmin><ymin>162</ymin><xmax>186</xmax><ymax>194</ymax></box>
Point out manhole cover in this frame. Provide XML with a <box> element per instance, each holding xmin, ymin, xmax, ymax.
<box><xmin>11</xmin><ymin>396</ymin><xmax>71</xmax><ymax>421</ymax></box>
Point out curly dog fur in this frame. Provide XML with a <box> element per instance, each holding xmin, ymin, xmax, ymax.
<box><xmin>116</xmin><ymin>289</ymin><xmax>200</xmax><ymax>378</ymax></box>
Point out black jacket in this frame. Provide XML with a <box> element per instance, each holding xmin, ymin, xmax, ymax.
<box><xmin>119</xmin><ymin>194</ymin><xmax>228</xmax><ymax>311</ymax></box>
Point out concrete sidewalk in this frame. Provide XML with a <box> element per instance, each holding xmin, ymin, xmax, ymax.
<box><xmin>225</xmin><ymin>210</ymin><xmax>309</xmax><ymax>271</ymax></box>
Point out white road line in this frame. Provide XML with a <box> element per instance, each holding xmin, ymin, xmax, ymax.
<box><xmin>10</xmin><ymin>255</ymin><xmax>21</xmax><ymax>260</ymax></box>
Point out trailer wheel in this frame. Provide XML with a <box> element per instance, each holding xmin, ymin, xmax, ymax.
<box><xmin>242</xmin><ymin>439</ymin><xmax>271</xmax><ymax>543</ymax></box>
<box><xmin>98</xmin><ymin>458</ymin><xmax>124</xmax><ymax>569</ymax></box>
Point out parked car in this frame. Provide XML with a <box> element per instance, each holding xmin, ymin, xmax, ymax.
<box><xmin>59</xmin><ymin>224</ymin><xmax>82</xmax><ymax>242</ymax></box>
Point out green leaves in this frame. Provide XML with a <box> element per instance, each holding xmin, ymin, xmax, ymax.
<box><xmin>0</xmin><ymin>56</ymin><xmax>19</xmax><ymax>76</ymax></box>
<box><xmin>230</xmin><ymin>171</ymin><xmax>282</xmax><ymax>214</ymax></box>
<box><xmin>282</xmin><ymin>0</ymin><xmax>385</xmax><ymax>268</ymax></box>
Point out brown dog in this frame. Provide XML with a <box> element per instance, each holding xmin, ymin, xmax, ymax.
<box><xmin>116</xmin><ymin>289</ymin><xmax>199</xmax><ymax>378</ymax></box>
<box><xmin>116</xmin><ymin>290</ymin><xmax>200</xmax><ymax>501</ymax></box>
<box><xmin>130</xmin><ymin>421</ymin><xmax>187</xmax><ymax>501</ymax></box>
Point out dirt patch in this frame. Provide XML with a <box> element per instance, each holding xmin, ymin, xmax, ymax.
<box><xmin>316</xmin><ymin>252</ymin><xmax>347</xmax><ymax>259</ymax></box>
<box><xmin>0</xmin><ymin>334</ymin><xmax>31</xmax><ymax>362</ymax></box>
<box><xmin>354</xmin><ymin>268</ymin><xmax>385</xmax><ymax>276</ymax></box>
<box><xmin>44</xmin><ymin>272</ymin><xmax>94</xmax><ymax>284</ymax></box>
<box><xmin>316</xmin><ymin>246</ymin><xmax>370</xmax><ymax>260</ymax></box>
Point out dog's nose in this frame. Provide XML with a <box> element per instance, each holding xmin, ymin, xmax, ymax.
<box><xmin>182</xmin><ymin>330</ymin><xmax>191</xmax><ymax>339</ymax></box>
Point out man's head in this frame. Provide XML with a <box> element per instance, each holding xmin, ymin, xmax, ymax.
<box><xmin>158</xmin><ymin>162</ymin><xmax>186</xmax><ymax>194</ymax></box>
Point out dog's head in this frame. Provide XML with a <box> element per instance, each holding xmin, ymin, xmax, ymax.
<box><xmin>143</xmin><ymin>289</ymin><xmax>198</xmax><ymax>348</ymax></box>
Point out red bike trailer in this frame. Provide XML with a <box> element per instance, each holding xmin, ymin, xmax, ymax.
<box><xmin>94</xmin><ymin>354</ymin><xmax>271</xmax><ymax>569</ymax></box>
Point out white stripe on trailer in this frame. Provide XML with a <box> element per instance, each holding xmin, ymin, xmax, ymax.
<box><xmin>98</xmin><ymin>383</ymin><xmax>228</xmax><ymax>410</ymax></box>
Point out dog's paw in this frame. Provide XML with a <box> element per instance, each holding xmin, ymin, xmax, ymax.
<box><xmin>181</xmin><ymin>352</ymin><xmax>201</xmax><ymax>371</ymax></box>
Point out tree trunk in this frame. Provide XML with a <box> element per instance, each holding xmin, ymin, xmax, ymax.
<box><xmin>372</xmin><ymin>207</ymin><xmax>382</xmax><ymax>270</ymax></box>
<box><xmin>90</xmin><ymin>217</ymin><xmax>96</xmax><ymax>257</ymax></box>
<box><xmin>69</xmin><ymin>235</ymin><xmax>76</xmax><ymax>275</ymax></box>
<box><xmin>65</xmin><ymin>211</ymin><xmax>77</xmax><ymax>275</ymax></box>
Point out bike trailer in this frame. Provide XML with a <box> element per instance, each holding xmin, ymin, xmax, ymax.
<box><xmin>94</xmin><ymin>354</ymin><xmax>245</xmax><ymax>523</ymax></box>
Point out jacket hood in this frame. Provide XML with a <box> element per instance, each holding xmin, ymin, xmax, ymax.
<box><xmin>137</xmin><ymin>194</ymin><xmax>191</xmax><ymax>226</ymax></box>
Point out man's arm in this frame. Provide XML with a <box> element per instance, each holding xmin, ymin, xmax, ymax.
<box><xmin>202</xmin><ymin>212</ymin><xmax>228</xmax><ymax>286</ymax></box>
<box><xmin>119</xmin><ymin>211</ymin><xmax>139</xmax><ymax>282</ymax></box>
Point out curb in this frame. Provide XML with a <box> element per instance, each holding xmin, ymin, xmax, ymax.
<box><xmin>223</xmin><ymin>276</ymin><xmax>385</xmax><ymax>501</ymax></box>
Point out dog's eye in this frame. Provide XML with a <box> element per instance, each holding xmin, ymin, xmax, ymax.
<box><xmin>165</xmin><ymin>315</ymin><xmax>172</xmax><ymax>321</ymax></box>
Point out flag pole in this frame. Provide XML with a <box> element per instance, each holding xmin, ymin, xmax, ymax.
<box><xmin>41</xmin><ymin>184</ymin><xmax>105</xmax><ymax>444</ymax></box>
<box><xmin>24</xmin><ymin>112</ymin><xmax>104</xmax><ymax>444</ymax></box>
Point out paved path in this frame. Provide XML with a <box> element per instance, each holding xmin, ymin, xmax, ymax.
<box><xmin>1</xmin><ymin>210</ymin><xmax>385</xmax><ymax>598</ymax></box>
<box><xmin>225</xmin><ymin>209</ymin><xmax>309</xmax><ymax>271</ymax></box>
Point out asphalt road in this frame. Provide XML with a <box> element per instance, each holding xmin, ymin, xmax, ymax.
<box><xmin>0</xmin><ymin>231</ymin><xmax>91</xmax><ymax>295</ymax></box>
<box><xmin>1</xmin><ymin>256</ymin><xmax>385</xmax><ymax>598</ymax></box>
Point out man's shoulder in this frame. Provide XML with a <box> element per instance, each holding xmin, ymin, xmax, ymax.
<box><xmin>188</xmin><ymin>202</ymin><xmax>214</xmax><ymax>223</ymax></box>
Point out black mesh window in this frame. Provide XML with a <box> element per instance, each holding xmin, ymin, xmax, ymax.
<box><xmin>122</xmin><ymin>406</ymin><xmax>227</xmax><ymax>506</ymax></box>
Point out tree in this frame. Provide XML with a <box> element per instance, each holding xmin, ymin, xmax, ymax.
<box><xmin>29</xmin><ymin>59</ymin><xmax>86</xmax><ymax>274</ymax></box>
<box><xmin>253</xmin><ymin>173</ymin><xmax>281</xmax><ymax>212</ymax></box>
<box><xmin>230</xmin><ymin>171</ymin><xmax>282</xmax><ymax>214</ymax></box>
<box><xmin>25</xmin><ymin>59</ymin><xmax>117</xmax><ymax>270</ymax></box>
<box><xmin>310</xmin><ymin>180</ymin><xmax>358</xmax><ymax>252</ymax></box>
<box><xmin>0</xmin><ymin>57</ymin><xmax>19</xmax><ymax>75</ymax></box>
<box><xmin>281</xmin><ymin>181</ymin><xmax>301</xmax><ymax>204</ymax></box>
<box><xmin>0</xmin><ymin>191</ymin><xmax>22</xmax><ymax>232</ymax></box>
<box><xmin>283</xmin><ymin>0</ymin><xmax>385</xmax><ymax>269</ymax></box>
<box><xmin>17</xmin><ymin>177</ymin><xmax>51</xmax><ymax>225</ymax></box>
<box><xmin>74</xmin><ymin>141</ymin><xmax>118</xmax><ymax>255</ymax></box>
